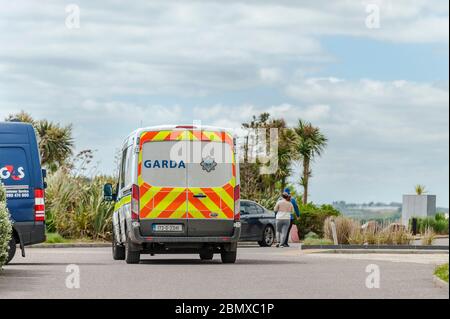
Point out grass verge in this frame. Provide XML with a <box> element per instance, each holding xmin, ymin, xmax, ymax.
<box><xmin>434</xmin><ymin>263</ymin><xmax>449</xmax><ymax>283</ymax></box>
<box><xmin>303</xmin><ymin>238</ymin><xmax>334</xmax><ymax>246</ymax></box>
<box><xmin>45</xmin><ymin>233</ymin><xmax>69</xmax><ymax>244</ymax></box>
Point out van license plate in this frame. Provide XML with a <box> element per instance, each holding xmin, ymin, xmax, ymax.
<box><xmin>153</xmin><ymin>224</ymin><xmax>183</xmax><ymax>232</ymax></box>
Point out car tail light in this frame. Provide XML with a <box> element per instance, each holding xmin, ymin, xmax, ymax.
<box><xmin>131</xmin><ymin>184</ymin><xmax>139</xmax><ymax>220</ymax></box>
<box><xmin>234</xmin><ymin>185</ymin><xmax>240</xmax><ymax>221</ymax></box>
<box><xmin>34</xmin><ymin>188</ymin><xmax>45</xmax><ymax>222</ymax></box>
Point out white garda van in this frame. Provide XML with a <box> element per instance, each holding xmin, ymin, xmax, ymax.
<box><xmin>104</xmin><ymin>125</ymin><xmax>241</xmax><ymax>264</ymax></box>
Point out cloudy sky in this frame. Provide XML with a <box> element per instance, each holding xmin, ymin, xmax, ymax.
<box><xmin>0</xmin><ymin>0</ymin><xmax>448</xmax><ymax>206</ymax></box>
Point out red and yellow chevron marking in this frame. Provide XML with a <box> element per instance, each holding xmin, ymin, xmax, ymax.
<box><xmin>139</xmin><ymin>130</ymin><xmax>234</xmax><ymax>149</ymax></box>
<box><xmin>138</xmin><ymin>129</ymin><xmax>236</xmax><ymax>220</ymax></box>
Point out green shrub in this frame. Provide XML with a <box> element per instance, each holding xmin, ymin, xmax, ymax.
<box><xmin>45</xmin><ymin>169</ymin><xmax>115</xmax><ymax>240</ymax></box>
<box><xmin>434</xmin><ymin>219</ymin><xmax>449</xmax><ymax>235</ymax></box>
<box><xmin>304</xmin><ymin>231</ymin><xmax>319</xmax><ymax>239</ymax></box>
<box><xmin>0</xmin><ymin>184</ymin><xmax>13</xmax><ymax>269</ymax></box>
<box><xmin>255</xmin><ymin>193</ymin><xmax>280</xmax><ymax>212</ymax></box>
<box><xmin>410</xmin><ymin>215</ymin><xmax>449</xmax><ymax>235</ymax></box>
<box><xmin>45</xmin><ymin>232</ymin><xmax>68</xmax><ymax>244</ymax></box>
<box><xmin>435</xmin><ymin>213</ymin><xmax>446</xmax><ymax>221</ymax></box>
<box><xmin>293</xmin><ymin>203</ymin><xmax>341</xmax><ymax>239</ymax></box>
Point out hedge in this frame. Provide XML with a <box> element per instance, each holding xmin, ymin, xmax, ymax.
<box><xmin>293</xmin><ymin>203</ymin><xmax>341</xmax><ymax>239</ymax></box>
<box><xmin>410</xmin><ymin>214</ymin><xmax>449</xmax><ymax>235</ymax></box>
<box><xmin>0</xmin><ymin>184</ymin><xmax>12</xmax><ymax>269</ymax></box>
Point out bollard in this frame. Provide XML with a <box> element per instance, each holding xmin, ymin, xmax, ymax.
<box><xmin>411</xmin><ymin>218</ymin><xmax>418</xmax><ymax>236</ymax></box>
<box><xmin>330</xmin><ymin>220</ymin><xmax>339</xmax><ymax>245</ymax></box>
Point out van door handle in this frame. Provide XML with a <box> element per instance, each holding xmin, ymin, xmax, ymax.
<box><xmin>193</xmin><ymin>194</ymin><xmax>207</xmax><ymax>198</ymax></box>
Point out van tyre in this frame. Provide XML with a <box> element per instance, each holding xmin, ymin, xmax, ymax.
<box><xmin>125</xmin><ymin>236</ymin><xmax>140</xmax><ymax>264</ymax></box>
<box><xmin>258</xmin><ymin>225</ymin><xmax>275</xmax><ymax>247</ymax></box>
<box><xmin>6</xmin><ymin>237</ymin><xmax>16</xmax><ymax>265</ymax></box>
<box><xmin>221</xmin><ymin>250</ymin><xmax>237</xmax><ymax>264</ymax></box>
<box><xmin>112</xmin><ymin>229</ymin><xmax>125</xmax><ymax>260</ymax></box>
<box><xmin>199</xmin><ymin>251</ymin><xmax>214</xmax><ymax>260</ymax></box>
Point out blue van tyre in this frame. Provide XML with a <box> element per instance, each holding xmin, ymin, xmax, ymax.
<box><xmin>112</xmin><ymin>230</ymin><xmax>125</xmax><ymax>260</ymax></box>
<box><xmin>6</xmin><ymin>237</ymin><xmax>16</xmax><ymax>265</ymax></box>
<box><xmin>221</xmin><ymin>250</ymin><xmax>237</xmax><ymax>264</ymax></box>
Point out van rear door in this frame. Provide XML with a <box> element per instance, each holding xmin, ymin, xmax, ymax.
<box><xmin>138</xmin><ymin>130</ymin><xmax>236</xmax><ymax>238</ymax></box>
<box><xmin>138</xmin><ymin>133</ymin><xmax>189</xmax><ymax>237</ymax></box>
<box><xmin>0</xmin><ymin>146</ymin><xmax>34</xmax><ymax>222</ymax></box>
<box><xmin>186</xmin><ymin>138</ymin><xmax>236</xmax><ymax>237</ymax></box>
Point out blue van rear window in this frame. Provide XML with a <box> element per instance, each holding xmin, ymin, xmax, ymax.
<box><xmin>0</xmin><ymin>147</ymin><xmax>31</xmax><ymax>199</ymax></box>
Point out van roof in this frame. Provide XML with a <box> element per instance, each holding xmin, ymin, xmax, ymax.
<box><xmin>0</xmin><ymin>121</ymin><xmax>33</xmax><ymax>133</ymax></box>
<box><xmin>0</xmin><ymin>122</ymin><xmax>34</xmax><ymax>144</ymax></box>
<box><xmin>124</xmin><ymin>124</ymin><xmax>235</xmax><ymax>145</ymax></box>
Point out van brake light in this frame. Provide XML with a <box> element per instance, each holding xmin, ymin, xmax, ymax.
<box><xmin>34</xmin><ymin>188</ymin><xmax>45</xmax><ymax>222</ymax></box>
<box><xmin>234</xmin><ymin>185</ymin><xmax>240</xmax><ymax>221</ymax></box>
<box><xmin>131</xmin><ymin>184</ymin><xmax>139</xmax><ymax>220</ymax></box>
<box><xmin>176</xmin><ymin>125</ymin><xmax>197</xmax><ymax>129</ymax></box>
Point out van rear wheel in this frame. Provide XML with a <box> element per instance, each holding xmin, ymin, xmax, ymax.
<box><xmin>112</xmin><ymin>229</ymin><xmax>125</xmax><ymax>260</ymax></box>
<box><xmin>221</xmin><ymin>250</ymin><xmax>237</xmax><ymax>264</ymax></box>
<box><xmin>125</xmin><ymin>237</ymin><xmax>140</xmax><ymax>264</ymax></box>
<box><xmin>5</xmin><ymin>237</ymin><xmax>16</xmax><ymax>265</ymax></box>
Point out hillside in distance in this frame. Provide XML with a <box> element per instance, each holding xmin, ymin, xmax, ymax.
<box><xmin>332</xmin><ymin>201</ymin><xmax>449</xmax><ymax>223</ymax></box>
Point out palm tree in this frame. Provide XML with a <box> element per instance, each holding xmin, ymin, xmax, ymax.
<box><xmin>294</xmin><ymin>120</ymin><xmax>328</xmax><ymax>204</ymax></box>
<box><xmin>5</xmin><ymin>110</ymin><xmax>35</xmax><ymax>124</ymax></box>
<box><xmin>35</xmin><ymin>120</ymin><xmax>74</xmax><ymax>172</ymax></box>
<box><xmin>6</xmin><ymin>112</ymin><xmax>74</xmax><ymax>172</ymax></box>
<box><xmin>415</xmin><ymin>185</ymin><xmax>427</xmax><ymax>195</ymax></box>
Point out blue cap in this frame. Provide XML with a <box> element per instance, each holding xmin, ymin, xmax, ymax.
<box><xmin>284</xmin><ymin>188</ymin><xmax>291</xmax><ymax>195</ymax></box>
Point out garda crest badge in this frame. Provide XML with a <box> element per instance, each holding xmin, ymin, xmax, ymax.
<box><xmin>200</xmin><ymin>156</ymin><xmax>217</xmax><ymax>173</ymax></box>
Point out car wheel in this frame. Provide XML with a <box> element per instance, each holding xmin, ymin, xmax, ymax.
<box><xmin>199</xmin><ymin>251</ymin><xmax>214</xmax><ymax>260</ymax></box>
<box><xmin>258</xmin><ymin>226</ymin><xmax>275</xmax><ymax>247</ymax></box>
<box><xmin>125</xmin><ymin>235</ymin><xmax>140</xmax><ymax>264</ymax></box>
<box><xmin>5</xmin><ymin>237</ymin><xmax>16</xmax><ymax>265</ymax></box>
<box><xmin>221</xmin><ymin>251</ymin><xmax>237</xmax><ymax>264</ymax></box>
<box><xmin>112</xmin><ymin>228</ymin><xmax>125</xmax><ymax>260</ymax></box>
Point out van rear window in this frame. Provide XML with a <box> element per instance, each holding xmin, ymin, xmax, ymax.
<box><xmin>141</xmin><ymin>141</ymin><xmax>187</xmax><ymax>188</ymax></box>
<box><xmin>187</xmin><ymin>141</ymin><xmax>233</xmax><ymax>188</ymax></box>
<box><xmin>0</xmin><ymin>147</ymin><xmax>31</xmax><ymax>199</ymax></box>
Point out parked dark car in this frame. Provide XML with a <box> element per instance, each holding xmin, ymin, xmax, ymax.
<box><xmin>239</xmin><ymin>200</ymin><xmax>276</xmax><ymax>247</ymax></box>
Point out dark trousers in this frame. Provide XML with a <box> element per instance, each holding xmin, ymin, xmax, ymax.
<box><xmin>283</xmin><ymin>220</ymin><xmax>294</xmax><ymax>246</ymax></box>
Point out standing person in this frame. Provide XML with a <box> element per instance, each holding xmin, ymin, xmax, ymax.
<box><xmin>283</xmin><ymin>188</ymin><xmax>300</xmax><ymax>247</ymax></box>
<box><xmin>274</xmin><ymin>192</ymin><xmax>294</xmax><ymax>248</ymax></box>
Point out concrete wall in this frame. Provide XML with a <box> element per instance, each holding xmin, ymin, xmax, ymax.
<box><xmin>402</xmin><ymin>195</ymin><xmax>437</xmax><ymax>226</ymax></box>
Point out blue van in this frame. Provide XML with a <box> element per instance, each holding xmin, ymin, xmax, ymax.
<box><xmin>0</xmin><ymin>122</ymin><xmax>46</xmax><ymax>264</ymax></box>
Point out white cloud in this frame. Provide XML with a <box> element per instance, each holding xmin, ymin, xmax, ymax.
<box><xmin>259</xmin><ymin>68</ymin><xmax>283</xmax><ymax>84</ymax></box>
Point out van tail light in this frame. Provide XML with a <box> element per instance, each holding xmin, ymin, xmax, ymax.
<box><xmin>34</xmin><ymin>188</ymin><xmax>45</xmax><ymax>222</ymax></box>
<box><xmin>131</xmin><ymin>184</ymin><xmax>140</xmax><ymax>220</ymax></box>
<box><xmin>176</xmin><ymin>125</ymin><xmax>197</xmax><ymax>129</ymax></box>
<box><xmin>234</xmin><ymin>185</ymin><xmax>240</xmax><ymax>221</ymax></box>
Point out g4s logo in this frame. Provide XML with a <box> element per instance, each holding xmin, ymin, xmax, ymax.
<box><xmin>0</xmin><ymin>165</ymin><xmax>26</xmax><ymax>181</ymax></box>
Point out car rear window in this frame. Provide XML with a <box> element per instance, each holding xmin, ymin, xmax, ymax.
<box><xmin>0</xmin><ymin>147</ymin><xmax>31</xmax><ymax>199</ymax></box>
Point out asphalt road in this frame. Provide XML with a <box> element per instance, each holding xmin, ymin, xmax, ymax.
<box><xmin>0</xmin><ymin>245</ymin><xmax>448</xmax><ymax>299</ymax></box>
